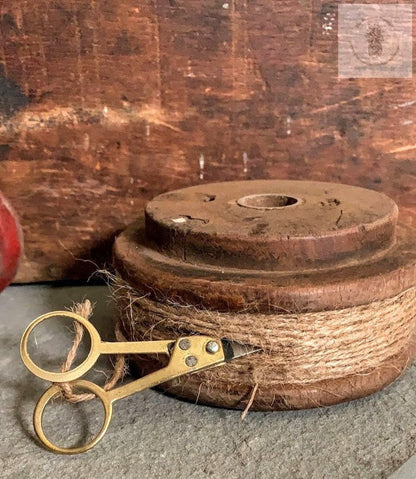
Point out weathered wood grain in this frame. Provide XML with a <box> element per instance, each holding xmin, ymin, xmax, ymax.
<box><xmin>0</xmin><ymin>0</ymin><xmax>414</xmax><ymax>282</ymax></box>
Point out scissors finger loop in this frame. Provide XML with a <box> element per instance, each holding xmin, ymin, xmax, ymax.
<box><xmin>20</xmin><ymin>311</ymin><xmax>101</xmax><ymax>383</ymax></box>
<box><xmin>33</xmin><ymin>380</ymin><xmax>112</xmax><ymax>454</ymax></box>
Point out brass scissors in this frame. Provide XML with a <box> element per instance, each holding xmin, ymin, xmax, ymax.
<box><xmin>20</xmin><ymin>310</ymin><xmax>259</xmax><ymax>454</ymax></box>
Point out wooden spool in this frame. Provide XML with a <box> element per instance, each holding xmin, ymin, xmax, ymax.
<box><xmin>113</xmin><ymin>180</ymin><xmax>416</xmax><ymax>410</ymax></box>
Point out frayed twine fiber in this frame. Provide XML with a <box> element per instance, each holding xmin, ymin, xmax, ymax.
<box><xmin>111</xmin><ymin>273</ymin><xmax>416</xmax><ymax>387</ymax></box>
<box><xmin>240</xmin><ymin>383</ymin><xmax>259</xmax><ymax>421</ymax></box>
<box><xmin>56</xmin><ymin>299</ymin><xmax>127</xmax><ymax>403</ymax></box>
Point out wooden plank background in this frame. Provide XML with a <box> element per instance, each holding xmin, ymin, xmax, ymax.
<box><xmin>0</xmin><ymin>0</ymin><xmax>414</xmax><ymax>282</ymax></box>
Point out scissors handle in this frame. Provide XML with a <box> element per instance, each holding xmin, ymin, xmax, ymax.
<box><xmin>20</xmin><ymin>311</ymin><xmax>173</xmax><ymax>383</ymax></box>
<box><xmin>32</xmin><ymin>334</ymin><xmax>226</xmax><ymax>454</ymax></box>
<box><xmin>34</xmin><ymin>380</ymin><xmax>112</xmax><ymax>455</ymax></box>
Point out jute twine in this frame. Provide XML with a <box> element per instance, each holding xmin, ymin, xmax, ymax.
<box><xmin>111</xmin><ymin>275</ymin><xmax>416</xmax><ymax>386</ymax></box>
<box><xmin>60</xmin><ymin>274</ymin><xmax>416</xmax><ymax>412</ymax></box>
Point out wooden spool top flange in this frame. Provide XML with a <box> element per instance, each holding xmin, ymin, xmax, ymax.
<box><xmin>114</xmin><ymin>180</ymin><xmax>416</xmax><ymax>313</ymax></box>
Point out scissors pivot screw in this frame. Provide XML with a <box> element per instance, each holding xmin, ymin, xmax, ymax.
<box><xmin>185</xmin><ymin>355</ymin><xmax>198</xmax><ymax>367</ymax></box>
<box><xmin>206</xmin><ymin>341</ymin><xmax>220</xmax><ymax>354</ymax></box>
<box><xmin>178</xmin><ymin>339</ymin><xmax>191</xmax><ymax>350</ymax></box>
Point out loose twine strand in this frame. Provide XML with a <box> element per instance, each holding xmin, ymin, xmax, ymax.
<box><xmin>55</xmin><ymin>299</ymin><xmax>127</xmax><ymax>403</ymax></box>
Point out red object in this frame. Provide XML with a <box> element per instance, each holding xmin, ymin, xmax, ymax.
<box><xmin>0</xmin><ymin>193</ymin><xmax>23</xmax><ymax>291</ymax></box>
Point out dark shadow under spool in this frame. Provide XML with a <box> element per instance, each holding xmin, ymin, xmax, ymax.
<box><xmin>113</xmin><ymin>180</ymin><xmax>416</xmax><ymax>410</ymax></box>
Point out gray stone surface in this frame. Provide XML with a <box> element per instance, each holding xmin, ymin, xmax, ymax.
<box><xmin>1</xmin><ymin>284</ymin><xmax>416</xmax><ymax>479</ymax></box>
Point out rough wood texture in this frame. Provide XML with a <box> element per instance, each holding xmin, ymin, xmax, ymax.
<box><xmin>113</xmin><ymin>180</ymin><xmax>416</xmax><ymax>409</ymax></box>
<box><xmin>114</xmin><ymin>180</ymin><xmax>416</xmax><ymax>311</ymax></box>
<box><xmin>0</xmin><ymin>1</ymin><xmax>414</xmax><ymax>282</ymax></box>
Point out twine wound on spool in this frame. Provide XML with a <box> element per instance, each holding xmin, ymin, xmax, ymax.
<box><xmin>59</xmin><ymin>273</ymin><xmax>416</xmax><ymax>413</ymax></box>
<box><xmin>111</xmin><ymin>274</ymin><xmax>416</xmax><ymax>399</ymax></box>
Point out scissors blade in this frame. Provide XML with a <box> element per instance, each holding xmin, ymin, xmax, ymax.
<box><xmin>221</xmin><ymin>339</ymin><xmax>261</xmax><ymax>362</ymax></box>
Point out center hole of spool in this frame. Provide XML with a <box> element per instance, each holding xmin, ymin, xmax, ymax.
<box><xmin>237</xmin><ymin>194</ymin><xmax>299</xmax><ymax>210</ymax></box>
